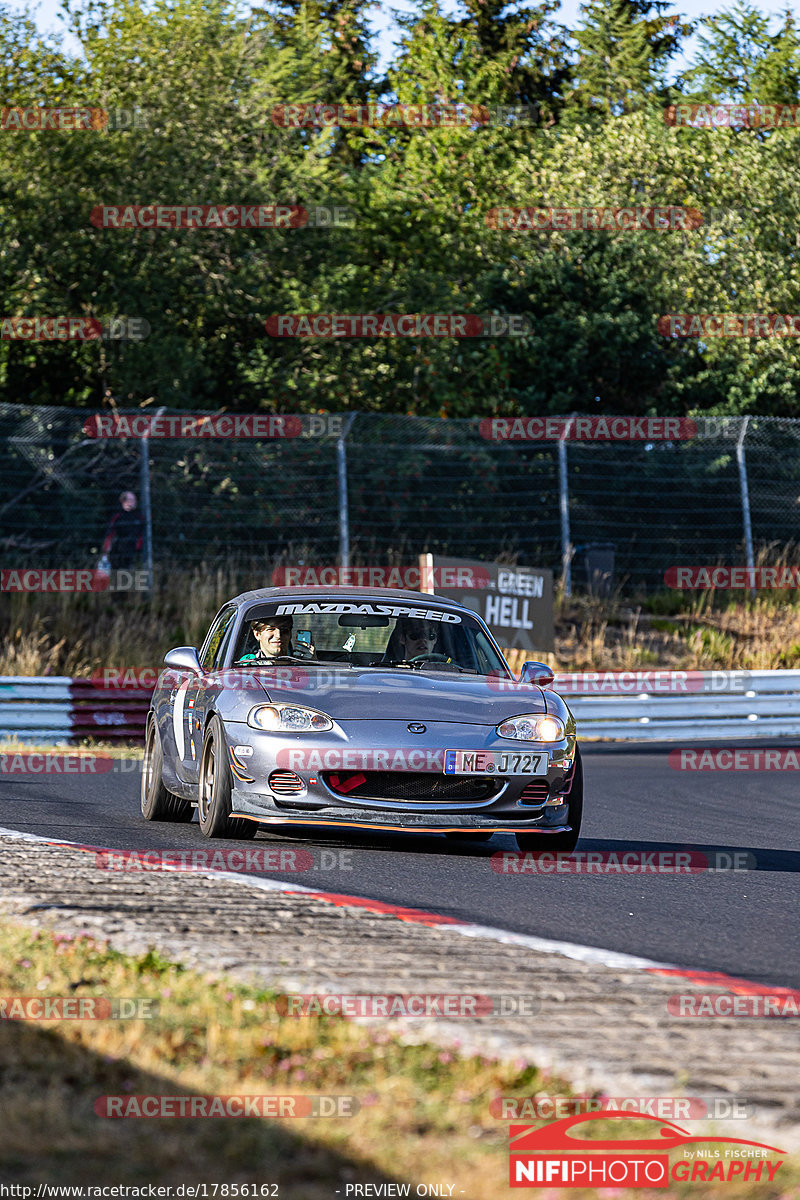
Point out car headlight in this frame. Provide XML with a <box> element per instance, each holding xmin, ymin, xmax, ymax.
<box><xmin>497</xmin><ymin>714</ymin><xmax>565</xmax><ymax>741</ymax></box>
<box><xmin>248</xmin><ymin>704</ymin><xmax>333</xmax><ymax>732</ymax></box>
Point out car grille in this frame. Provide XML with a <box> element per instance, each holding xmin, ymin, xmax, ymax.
<box><xmin>269</xmin><ymin>770</ymin><xmax>305</xmax><ymax>796</ymax></box>
<box><xmin>519</xmin><ymin>781</ymin><xmax>550</xmax><ymax>804</ymax></box>
<box><xmin>323</xmin><ymin>771</ymin><xmax>502</xmax><ymax>803</ymax></box>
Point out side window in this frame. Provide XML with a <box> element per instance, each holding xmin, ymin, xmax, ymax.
<box><xmin>213</xmin><ymin>614</ymin><xmax>239</xmax><ymax>669</ymax></box>
<box><xmin>200</xmin><ymin>607</ymin><xmax>237</xmax><ymax>672</ymax></box>
<box><xmin>473</xmin><ymin>630</ymin><xmax>500</xmax><ymax>675</ymax></box>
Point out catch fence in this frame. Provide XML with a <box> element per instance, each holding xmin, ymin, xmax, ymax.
<box><xmin>0</xmin><ymin>405</ymin><xmax>797</xmax><ymax>593</ymax></box>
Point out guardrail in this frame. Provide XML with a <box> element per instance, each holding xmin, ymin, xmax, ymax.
<box><xmin>0</xmin><ymin>677</ymin><xmax>151</xmax><ymax>742</ymax></box>
<box><xmin>1</xmin><ymin>670</ymin><xmax>799</xmax><ymax>744</ymax></box>
<box><xmin>554</xmin><ymin>669</ymin><xmax>800</xmax><ymax>741</ymax></box>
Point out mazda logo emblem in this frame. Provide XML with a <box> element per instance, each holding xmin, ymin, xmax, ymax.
<box><xmin>408</xmin><ymin>723</ymin><xmax>426</xmax><ymax>734</ymax></box>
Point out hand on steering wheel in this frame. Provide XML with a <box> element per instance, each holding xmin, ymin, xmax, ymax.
<box><xmin>407</xmin><ymin>652</ymin><xmax>449</xmax><ymax>663</ymax></box>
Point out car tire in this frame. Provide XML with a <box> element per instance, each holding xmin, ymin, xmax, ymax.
<box><xmin>515</xmin><ymin>747</ymin><xmax>583</xmax><ymax>854</ymax></box>
<box><xmin>141</xmin><ymin>715</ymin><xmax>193</xmax><ymax>822</ymax></box>
<box><xmin>198</xmin><ymin>715</ymin><xmax>258</xmax><ymax>840</ymax></box>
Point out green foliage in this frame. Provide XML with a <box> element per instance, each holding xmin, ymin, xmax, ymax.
<box><xmin>568</xmin><ymin>0</ymin><xmax>688</xmax><ymax>116</ymax></box>
<box><xmin>1</xmin><ymin>0</ymin><xmax>800</xmax><ymax>414</ymax></box>
<box><xmin>682</xmin><ymin>1</ymin><xmax>800</xmax><ymax>104</ymax></box>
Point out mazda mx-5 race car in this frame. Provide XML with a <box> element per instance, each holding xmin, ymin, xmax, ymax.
<box><xmin>141</xmin><ymin>587</ymin><xmax>582</xmax><ymax>851</ymax></box>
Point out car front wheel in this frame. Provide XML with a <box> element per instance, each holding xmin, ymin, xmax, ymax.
<box><xmin>515</xmin><ymin>747</ymin><xmax>583</xmax><ymax>854</ymax></box>
<box><xmin>141</xmin><ymin>715</ymin><xmax>193</xmax><ymax>822</ymax></box>
<box><xmin>198</xmin><ymin>716</ymin><xmax>258</xmax><ymax>839</ymax></box>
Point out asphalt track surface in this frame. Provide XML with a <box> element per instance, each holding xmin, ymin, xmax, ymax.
<box><xmin>1</xmin><ymin>742</ymin><xmax>797</xmax><ymax>990</ymax></box>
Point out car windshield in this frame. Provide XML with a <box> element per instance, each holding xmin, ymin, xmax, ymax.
<box><xmin>230</xmin><ymin>598</ymin><xmax>510</xmax><ymax>677</ymax></box>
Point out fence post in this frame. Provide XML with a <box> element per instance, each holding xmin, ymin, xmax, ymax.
<box><xmin>559</xmin><ymin>415</ymin><xmax>575</xmax><ymax>597</ymax></box>
<box><xmin>139</xmin><ymin>406</ymin><xmax>164</xmax><ymax>590</ymax></box>
<box><xmin>736</xmin><ymin>416</ymin><xmax>755</xmax><ymax>599</ymax></box>
<box><xmin>337</xmin><ymin>414</ymin><xmax>356</xmax><ymax>569</ymax></box>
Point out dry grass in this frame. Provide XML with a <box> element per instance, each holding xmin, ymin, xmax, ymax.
<box><xmin>551</xmin><ymin>594</ymin><xmax>800</xmax><ymax>674</ymax></box>
<box><xmin>0</xmin><ymin>564</ymin><xmax>254</xmax><ymax>678</ymax></box>
<box><xmin>0</xmin><ymin>925</ymin><xmax>795</xmax><ymax>1198</ymax></box>
<box><xmin>0</xmin><ymin>924</ymin><xmax>556</xmax><ymax>1193</ymax></box>
<box><xmin>4</xmin><ymin>552</ymin><xmax>800</xmax><ymax>680</ymax></box>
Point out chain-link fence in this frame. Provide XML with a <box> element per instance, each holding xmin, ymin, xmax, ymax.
<box><xmin>0</xmin><ymin>405</ymin><xmax>797</xmax><ymax>592</ymax></box>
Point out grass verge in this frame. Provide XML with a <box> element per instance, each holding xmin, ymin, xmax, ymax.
<box><xmin>0</xmin><ymin>924</ymin><xmax>796</xmax><ymax>1198</ymax></box>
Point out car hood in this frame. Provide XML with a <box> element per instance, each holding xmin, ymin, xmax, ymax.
<box><xmin>259</xmin><ymin>668</ymin><xmax>548</xmax><ymax>723</ymax></box>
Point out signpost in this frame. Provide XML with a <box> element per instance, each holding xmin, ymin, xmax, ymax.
<box><xmin>419</xmin><ymin>554</ymin><xmax>554</xmax><ymax>652</ymax></box>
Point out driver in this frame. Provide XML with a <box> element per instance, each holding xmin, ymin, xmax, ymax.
<box><xmin>394</xmin><ymin>618</ymin><xmax>439</xmax><ymax>661</ymax></box>
<box><xmin>238</xmin><ymin>616</ymin><xmax>315</xmax><ymax>663</ymax></box>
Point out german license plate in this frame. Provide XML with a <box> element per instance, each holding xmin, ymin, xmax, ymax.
<box><xmin>443</xmin><ymin>750</ymin><xmax>548</xmax><ymax>776</ymax></box>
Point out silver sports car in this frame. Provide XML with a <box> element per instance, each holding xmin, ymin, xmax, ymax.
<box><xmin>141</xmin><ymin>587</ymin><xmax>582</xmax><ymax>851</ymax></box>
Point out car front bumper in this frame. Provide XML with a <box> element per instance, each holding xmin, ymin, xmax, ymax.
<box><xmin>223</xmin><ymin>717</ymin><xmax>578</xmax><ymax>834</ymax></box>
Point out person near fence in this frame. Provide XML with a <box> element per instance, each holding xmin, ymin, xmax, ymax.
<box><xmin>101</xmin><ymin>491</ymin><xmax>144</xmax><ymax>570</ymax></box>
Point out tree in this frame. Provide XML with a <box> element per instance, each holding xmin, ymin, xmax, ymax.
<box><xmin>568</xmin><ymin>0</ymin><xmax>690</xmax><ymax>116</ymax></box>
<box><xmin>682</xmin><ymin>1</ymin><xmax>800</xmax><ymax>105</ymax></box>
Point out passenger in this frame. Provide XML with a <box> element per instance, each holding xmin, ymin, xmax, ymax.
<box><xmin>393</xmin><ymin>618</ymin><xmax>440</xmax><ymax>661</ymax></box>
